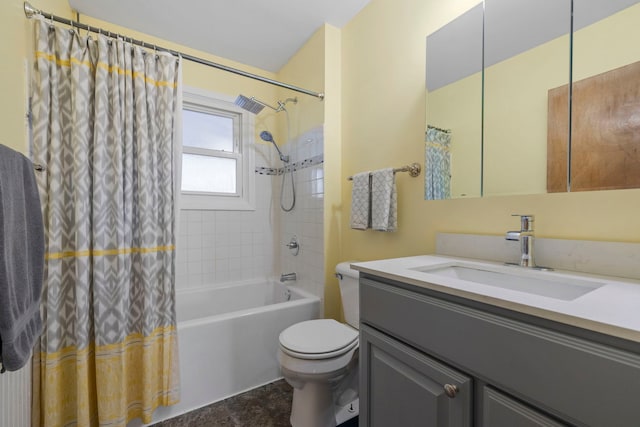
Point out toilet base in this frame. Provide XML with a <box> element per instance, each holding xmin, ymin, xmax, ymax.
<box><xmin>290</xmin><ymin>381</ymin><xmax>335</xmax><ymax>427</ymax></box>
<box><xmin>289</xmin><ymin>381</ymin><xmax>358</xmax><ymax>427</ymax></box>
<box><xmin>335</xmin><ymin>398</ymin><xmax>359</xmax><ymax>425</ymax></box>
<box><xmin>281</xmin><ymin>347</ymin><xmax>359</xmax><ymax>427</ymax></box>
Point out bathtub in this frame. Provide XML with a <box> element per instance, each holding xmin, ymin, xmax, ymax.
<box><xmin>141</xmin><ymin>279</ymin><xmax>320</xmax><ymax>425</ymax></box>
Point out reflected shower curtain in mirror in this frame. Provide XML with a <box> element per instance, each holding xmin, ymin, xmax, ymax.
<box><xmin>30</xmin><ymin>17</ymin><xmax>181</xmax><ymax>427</ymax></box>
<box><xmin>425</xmin><ymin>126</ymin><xmax>451</xmax><ymax>200</ymax></box>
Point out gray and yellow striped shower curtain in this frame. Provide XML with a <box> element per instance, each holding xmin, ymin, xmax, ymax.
<box><xmin>30</xmin><ymin>16</ymin><xmax>181</xmax><ymax>427</ymax></box>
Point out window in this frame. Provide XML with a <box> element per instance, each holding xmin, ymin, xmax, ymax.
<box><xmin>180</xmin><ymin>87</ymin><xmax>255</xmax><ymax>210</ymax></box>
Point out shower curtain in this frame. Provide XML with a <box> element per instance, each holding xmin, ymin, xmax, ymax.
<box><xmin>30</xmin><ymin>17</ymin><xmax>181</xmax><ymax>427</ymax></box>
<box><xmin>425</xmin><ymin>126</ymin><xmax>452</xmax><ymax>200</ymax></box>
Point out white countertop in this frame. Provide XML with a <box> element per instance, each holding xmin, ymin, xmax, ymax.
<box><xmin>352</xmin><ymin>255</ymin><xmax>640</xmax><ymax>344</ymax></box>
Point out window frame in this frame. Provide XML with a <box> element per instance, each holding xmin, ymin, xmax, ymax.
<box><xmin>180</xmin><ymin>87</ymin><xmax>255</xmax><ymax>211</ymax></box>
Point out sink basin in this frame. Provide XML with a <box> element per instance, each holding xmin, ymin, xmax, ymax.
<box><xmin>411</xmin><ymin>263</ymin><xmax>604</xmax><ymax>301</ymax></box>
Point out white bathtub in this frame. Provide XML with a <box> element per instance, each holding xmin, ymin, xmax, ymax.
<box><xmin>138</xmin><ymin>279</ymin><xmax>320</xmax><ymax>425</ymax></box>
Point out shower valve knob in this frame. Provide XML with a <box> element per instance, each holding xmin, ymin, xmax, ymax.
<box><xmin>285</xmin><ymin>236</ymin><xmax>299</xmax><ymax>255</ymax></box>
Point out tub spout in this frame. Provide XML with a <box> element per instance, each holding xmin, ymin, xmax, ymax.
<box><xmin>280</xmin><ymin>273</ymin><xmax>297</xmax><ymax>283</ymax></box>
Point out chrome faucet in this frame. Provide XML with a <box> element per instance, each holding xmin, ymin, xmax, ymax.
<box><xmin>280</xmin><ymin>272</ymin><xmax>297</xmax><ymax>283</ymax></box>
<box><xmin>505</xmin><ymin>214</ymin><xmax>535</xmax><ymax>267</ymax></box>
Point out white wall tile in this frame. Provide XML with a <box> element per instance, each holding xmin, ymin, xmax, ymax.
<box><xmin>275</xmin><ymin>126</ymin><xmax>325</xmax><ymax>300</ymax></box>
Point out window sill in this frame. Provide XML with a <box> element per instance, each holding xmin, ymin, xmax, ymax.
<box><xmin>180</xmin><ymin>192</ymin><xmax>255</xmax><ymax>211</ymax></box>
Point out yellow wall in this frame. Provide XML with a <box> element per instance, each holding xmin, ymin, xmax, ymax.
<box><xmin>320</xmin><ymin>26</ymin><xmax>344</xmax><ymax>321</ymax></box>
<box><xmin>337</xmin><ymin>0</ymin><xmax>640</xmax><ymax>313</ymax></box>
<box><xmin>277</xmin><ymin>26</ymin><xmax>326</xmax><ymax>138</ymax></box>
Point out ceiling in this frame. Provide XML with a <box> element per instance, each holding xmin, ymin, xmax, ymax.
<box><xmin>67</xmin><ymin>0</ymin><xmax>370</xmax><ymax>73</ymax></box>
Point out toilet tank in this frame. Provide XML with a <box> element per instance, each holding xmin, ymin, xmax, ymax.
<box><xmin>336</xmin><ymin>262</ymin><xmax>360</xmax><ymax>329</ymax></box>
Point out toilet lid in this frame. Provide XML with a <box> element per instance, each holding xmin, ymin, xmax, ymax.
<box><xmin>279</xmin><ymin>319</ymin><xmax>358</xmax><ymax>357</ymax></box>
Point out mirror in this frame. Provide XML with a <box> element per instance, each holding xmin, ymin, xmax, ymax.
<box><xmin>425</xmin><ymin>0</ymin><xmax>640</xmax><ymax>199</ymax></box>
<box><xmin>549</xmin><ymin>0</ymin><xmax>640</xmax><ymax>192</ymax></box>
<box><xmin>483</xmin><ymin>0</ymin><xmax>571</xmax><ymax>197</ymax></box>
<box><xmin>425</xmin><ymin>4</ymin><xmax>483</xmax><ymax>199</ymax></box>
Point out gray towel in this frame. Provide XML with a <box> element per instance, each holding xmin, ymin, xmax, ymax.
<box><xmin>350</xmin><ymin>172</ymin><xmax>371</xmax><ymax>230</ymax></box>
<box><xmin>371</xmin><ymin>168</ymin><xmax>397</xmax><ymax>232</ymax></box>
<box><xmin>0</xmin><ymin>144</ymin><xmax>44</xmax><ymax>372</ymax></box>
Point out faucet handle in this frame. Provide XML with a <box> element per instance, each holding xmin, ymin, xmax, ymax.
<box><xmin>284</xmin><ymin>236</ymin><xmax>299</xmax><ymax>256</ymax></box>
<box><xmin>511</xmin><ymin>214</ymin><xmax>534</xmax><ymax>232</ymax></box>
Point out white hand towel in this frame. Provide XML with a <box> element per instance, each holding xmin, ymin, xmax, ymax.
<box><xmin>350</xmin><ymin>172</ymin><xmax>371</xmax><ymax>230</ymax></box>
<box><xmin>371</xmin><ymin>168</ymin><xmax>397</xmax><ymax>232</ymax></box>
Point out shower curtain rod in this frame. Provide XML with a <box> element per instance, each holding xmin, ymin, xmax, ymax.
<box><xmin>23</xmin><ymin>2</ymin><xmax>325</xmax><ymax>100</ymax></box>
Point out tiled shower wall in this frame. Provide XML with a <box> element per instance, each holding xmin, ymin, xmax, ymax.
<box><xmin>175</xmin><ymin>126</ymin><xmax>324</xmax><ymax>302</ymax></box>
<box><xmin>279</xmin><ymin>126</ymin><xmax>325</xmax><ymax>301</ymax></box>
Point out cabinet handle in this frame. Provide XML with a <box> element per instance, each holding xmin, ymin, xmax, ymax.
<box><xmin>444</xmin><ymin>384</ymin><xmax>459</xmax><ymax>398</ymax></box>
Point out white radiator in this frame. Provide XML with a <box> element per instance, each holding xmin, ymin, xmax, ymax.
<box><xmin>0</xmin><ymin>360</ymin><xmax>31</xmax><ymax>427</ymax></box>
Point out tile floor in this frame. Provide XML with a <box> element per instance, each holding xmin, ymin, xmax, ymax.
<box><xmin>154</xmin><ymin>380</ymin><xmax>359</xmax><ymax>427</ymax></box>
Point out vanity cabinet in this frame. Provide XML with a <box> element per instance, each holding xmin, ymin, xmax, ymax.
<box><xmin>360</xmin><ymin>324</ymin><xmax>472</xmax><ymax>427</ymax></box>
<box><xmin>359</xmin><ymin>275</ymin><xmax>640</xmax><ymax>427</ymax></box>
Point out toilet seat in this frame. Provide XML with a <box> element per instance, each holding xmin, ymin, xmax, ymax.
<box><xmin>279</xmin><ymin>319</ymin><xmax>358</xmax><ymax>360</ymax></box>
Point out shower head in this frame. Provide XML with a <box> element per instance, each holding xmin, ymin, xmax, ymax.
<box><xmin>259</xmin><ymin>131</ymin><xmax>274</xmax><ymax>142</ymax></box>
<box><xmin>235</xmin><ymin>95</ymin><xmax>298</xmax><ymax>115</ymax></box>
<box><xmin>260</xmin><ymin>131</ymin><xmax>289</xmax><ymax>163</ymax></box>
<box><xmin>234</xmin><ymin>95</ymin><xmax>266</xmax><ymax>114</ymax></box>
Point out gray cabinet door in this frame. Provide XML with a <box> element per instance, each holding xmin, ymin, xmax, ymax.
<box><xmin>482</xmin><ymin>387</ymin><xmax>568</xmax><ymax>427</ymax></box>
<box><xmin>360</xmin><ymin>325</ymin><xmax>472</xmax><ymax>427</ymax></box>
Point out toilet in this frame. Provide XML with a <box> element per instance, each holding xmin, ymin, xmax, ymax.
<box><xmin>278</xmin><ymin>262</ymin><xmax>360</xmax><ymax>427</ymax></box>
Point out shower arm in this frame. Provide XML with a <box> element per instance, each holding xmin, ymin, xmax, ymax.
<box><xmin>252</xmin><ymin>97</ymin><xmax>297</xmax><ymax>113</ymax></box>
<box><xmin>277</xmin><ymin>98</ymin><xmax>298</xmax><ymax>112</ymax></box>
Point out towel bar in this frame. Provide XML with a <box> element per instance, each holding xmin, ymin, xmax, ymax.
<box><xmin>347</xmin><ymin>162</ymin><xmax>421</xmax><ymax>181</ymax></box>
